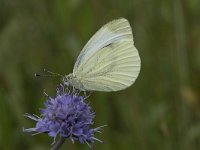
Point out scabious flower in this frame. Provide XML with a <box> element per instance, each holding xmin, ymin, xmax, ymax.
<box><xmin>23</xmin><ymin>84</ymin><xmax>104</xmax><ymax>148</ymax></box>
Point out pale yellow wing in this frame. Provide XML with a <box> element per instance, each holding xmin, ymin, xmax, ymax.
<box><xmin>73</xmin><ymin>18</ymin><xmax>141</xmax><ymax>91</ymax></box>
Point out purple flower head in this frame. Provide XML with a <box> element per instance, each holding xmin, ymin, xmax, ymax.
<box><xmin>24</xmin><ymin>85</ymin><xmax>105</xmax><ymax>148</ymax></box>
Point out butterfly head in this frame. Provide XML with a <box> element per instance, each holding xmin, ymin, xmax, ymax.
<box><xmin>62</xmin><ymin>73</ymin><xmax>85</xmax><ymax>91</ymax></box>
<box><xmin>62</xmin><ymin>73</ymin><xmax>73</xmax><ymax>86</ymax></box>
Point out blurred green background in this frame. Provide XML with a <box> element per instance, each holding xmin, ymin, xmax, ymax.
<box><xmin>0</xmin><ymin>0</ymin><xmax>200</xmax><ymax>150</ymax></box>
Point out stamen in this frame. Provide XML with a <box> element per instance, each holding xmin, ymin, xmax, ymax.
<box><xmin>85</xmin><ymin>140</ymin><xmax>92</xmax><ymax>149</ymax></box>
<box><xmin>91</xmin><ymin>137</ymin><xmax>103</xmax><ymax>143</ymax></box>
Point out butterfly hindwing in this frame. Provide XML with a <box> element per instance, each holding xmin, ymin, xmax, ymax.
<box><xmin>73</xmin><ymin>18</ymin><xmax>141</xmax><ymax>91</ymax></box>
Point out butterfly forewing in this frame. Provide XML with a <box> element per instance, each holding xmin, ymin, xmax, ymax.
<box><xmin>73</xmin><ymin>18</ymin><xmax>141</xmax><ymax>91</ymax></box>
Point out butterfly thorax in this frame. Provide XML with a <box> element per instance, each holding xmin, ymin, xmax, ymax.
<box><xmin>62</xmin><ymin>73</ymin><xmax>85</xmax><ymax>91</ymax></box>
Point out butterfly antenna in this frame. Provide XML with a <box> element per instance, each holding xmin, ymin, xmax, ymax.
<box><xmin>34</xmin><ymin>73</ymin><xmax>51</xmax><ymax>77</ymax></box>
<box><xmin>43</xmin><ymin>68</ymin><xmax>63</xmax><ymax>77</ymax></box>
<box><xmin>34</xmin><ymin>69</ymin><xmax>63</xmax><ymax>78</ymax></box>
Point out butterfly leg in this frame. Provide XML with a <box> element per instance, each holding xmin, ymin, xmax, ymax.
<box><xmin>83</xmin><ymin>91</ymin><xmax>93</xmax><ymax>99</ymax></box>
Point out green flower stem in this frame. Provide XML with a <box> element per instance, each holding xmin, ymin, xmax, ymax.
<box><xmin>50</xmin><ymin>137</ymin><xmax>66</xmax><ymax>150</ymax></box>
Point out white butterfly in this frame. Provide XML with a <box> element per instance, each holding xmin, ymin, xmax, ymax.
<box><xmin>63</xmin><ymin>18</ymin><xmax>141</xmax><ymax>92</ymax></box>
